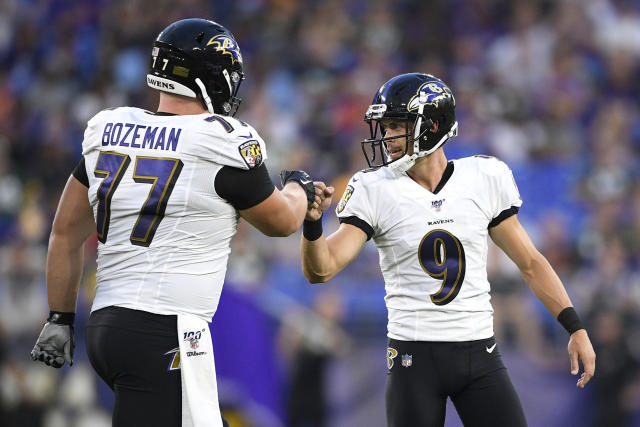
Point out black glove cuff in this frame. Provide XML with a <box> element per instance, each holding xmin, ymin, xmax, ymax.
<box><xmin>280</xmin><ymin>169</ymin><xmax>315</xmax><ymax>208</ymax></box>
<box><xmin>47</xmin><ymin>311</ymin><xmax>75</xmax><ymax>326</ymax></box>
<box><xmin>557</xmin><ymin>307</ymin><xmax>584</xmax><ymax>335</ymax></box>
<box><xmin>303</xmin><ymin>215</ymin><xmax>324</xmax><ymax>241</ymax></box>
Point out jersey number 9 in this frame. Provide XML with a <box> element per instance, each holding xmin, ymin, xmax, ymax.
<box><xmin>418</xmin><ymin>229</ymin><xmax>466</xmax><ymax>305</ymax></box>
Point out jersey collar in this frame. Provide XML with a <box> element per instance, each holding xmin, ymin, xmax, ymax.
<box><xmin>146</xmin><ymin>111</ymin><xmax>177</xmax><ymax>116</ymax></box>
<box><xmin>432</xmin><ymin>161</ymin><xmax>454</xmax><ymax>195</ymax></box>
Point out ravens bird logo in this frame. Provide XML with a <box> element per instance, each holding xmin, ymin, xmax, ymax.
<box><xmin>207</xmin><ymin>35</ymin><xmax>242</xmax><ymax>64</ymax></box>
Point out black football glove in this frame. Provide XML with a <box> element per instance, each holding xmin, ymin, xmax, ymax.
<box><xmin>280</xmin><ymin>169</ymin><xmax>316</xmax><ymax>208</ymax></box>
<box><xmin>31</xmin><ymin>311</ymin><xmax>75</xmax><ymax>368</ymax></box>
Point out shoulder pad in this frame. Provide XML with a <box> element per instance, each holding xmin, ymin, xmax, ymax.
<box><xmin>200</xmin><ymin>114</ymin><xmax>254</xmax><ymax>136</ymax></box>
<box><xmin>361</xmin><ymin>165</ymin><xmax>383</xmax><ymax>173</ymax></box>
<box><xmin>86</xmin><ymin>108</ymin><xmax>114</xmax><ymax>128</ymax></box>
<box><xmin>472</xmin><ymin>155</ymin><xmax>510</xmax><ymax>177</ymax></box>
<box><xmin>472</xmin><ymin>154</ymin><xmax>499</xmax><ymax>161</ymax></box>
<box><xmin>196</xmin><ymin>116</ymin><xmax>267</xmax><ymax>169</ymax></box>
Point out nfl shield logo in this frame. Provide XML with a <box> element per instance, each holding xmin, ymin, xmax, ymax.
<box><xmin>184</xmin><ymin>336</ymin><xmax>199</xmax><ymax>349</ymax></box>
<box><xmin>401</xmin><ymin>354</ymin><xmax>412</xmax><ymax>368</ymax></box>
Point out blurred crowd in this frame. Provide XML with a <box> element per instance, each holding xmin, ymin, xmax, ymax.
<box><xmin>1</xmin><ymin>0</ymin><xmax>639</xmax><ymax>426</ymax></box>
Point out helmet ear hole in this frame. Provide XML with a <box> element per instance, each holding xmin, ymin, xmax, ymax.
<box><xmin>210</xmin><ymin>81</ymin><xmax>223</xmax><ymax>94</ymax></box>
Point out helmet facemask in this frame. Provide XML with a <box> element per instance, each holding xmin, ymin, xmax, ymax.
<box><xmin>362</xmin><ymin>108</ymin><xmax>426</xmax><ymax>169</ymax></box>
<box><xmin>195</xmin><ymin>66</ymin><xmax>244</xmax><ymax>115</ymax></box>
<box><xmin>361</xmin><ymin>104</ymin><xmax>456</xmax><ymax>172</ymax></box>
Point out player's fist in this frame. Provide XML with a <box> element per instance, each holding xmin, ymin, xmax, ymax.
<box><xmin>306</xmin><ymin>182</ymin><xmax>334</xmax><ymax>221</ymax></box>
<box><xmin>280</xmin><ymin>170</ymin><xmax>315</xmax><ymax>208</ymax></box>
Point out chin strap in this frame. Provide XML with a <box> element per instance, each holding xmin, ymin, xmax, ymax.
<box><xmin>389</xmin><ymin>153</ymin><xmax>418</xmax><ymax>174</ymax></box>
<box><xmin>389</xmin><ymin>121</ymin><xmax>459</xmax><ymax>174</ymax></box>
<box><xmin>422</xmin><ymin>121</ymin><xmax>459</xmax><ymax>157</ymax></box>
<box><xmin>195</xmin><ymin>78</ymin><xmax>214</xmax><ymax>114</ymax></box>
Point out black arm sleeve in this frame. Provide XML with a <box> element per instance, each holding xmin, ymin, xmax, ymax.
<box><xmin>214</xmin><ymin>163</ymin><xmax>275</xmax><ymax>210</ymax></box>
<box><xmin>488</xmin><ymin>206</ymin><xmax>519</xmax><ymax>228</ymax></box>
<box><xmin>338</xmin><ymin>216</ymin><xmax>374</xmax><ymax>241</ymax></box>
<box><xmin>72</xmin><ymin>156</ymin><xmax>89</xmax><ymax>188</ymax></box>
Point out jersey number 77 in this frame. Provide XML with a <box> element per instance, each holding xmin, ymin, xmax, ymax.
<box><xmin>93</xmin><ymin>151</ymin><xmax>183</xmax><ymax>247</ymax></box>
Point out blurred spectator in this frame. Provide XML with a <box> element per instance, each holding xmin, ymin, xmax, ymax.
<box><xmin>588</xmin><ymin>309</ymin><xmax>640</xmax><ymax>427</ymax></box>
<box><xmin>278</xmin><ymin>289</ymin><xmax>350</xmax><ymax>427</ymax></box>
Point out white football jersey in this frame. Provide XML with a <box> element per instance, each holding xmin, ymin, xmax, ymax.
<box><xmin>82</xmin><ymin>107</ymin><xmax>268</xmax><ymax>322</ymax></box>
<box><xmin>336</xmin><ymin>156</ymin><xmax>522</xmax><ymax>341</ymax></box>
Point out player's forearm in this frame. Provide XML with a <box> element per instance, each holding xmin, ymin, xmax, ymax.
<box><xmin>520</xmin><ymin>251</ymin><xmax>573</xmax><ymax>317</ymax></box>
<box><xmin>279</xmin><ymin>183</ymin><xmax>308</xmax><ymax>231</ymax></box>
<box><xmin>301</xmin><ymin>237</ymin><xmax>337</xmax><ymax>283</ymax></box>
<box><xmin>46</xmin><ymin>232</ymin><xmax>85</xmax><ymax>313</ymax></box>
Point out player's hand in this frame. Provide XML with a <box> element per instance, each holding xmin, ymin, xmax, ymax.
<box><xmin>568</xmin><ymin>329</ymin><xmax>595</xmax><ymax>388</ymax></box>
<box><xmin>306</xmin><ymin>182</ymin><xmax>334</xmax><ymax>221</ymax></box>
<box><xmin>280</xmin><ymin>169</ymin><xmax>316</xmax><ymax>208</ymax></box>
<box><xmin>31</xmin><ymin>321</ymin><xmax>75</xmax><ymax>368</ymax></box>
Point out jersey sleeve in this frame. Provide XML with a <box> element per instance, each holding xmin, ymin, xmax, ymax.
<box><xmin>214</xmin><ymin>163</ymin><xmax>275</xmax><ymax>210</ymax></box>
<box><xmin>484</xmin><ymin>158</ymin><xmax>523</xmax><ymax>228</ymax></box>
<box><xmin>72</xmin><ymin>157</ymin><xmax>89</xmax><ymax>187</ymax></box>
<box><xmin>81</xmin><ymin>109</ymin><xmax>111</xmax><ymax>156</ymax></box>
<box><xmin>335</xmin><ymin>173</ymin><xmax>375</xmax><ymax>240</ymax></box>
<box><xmin>196</xmin><ymin>117</ymin><xmax>268</xmax><ymax>170</ymax></box>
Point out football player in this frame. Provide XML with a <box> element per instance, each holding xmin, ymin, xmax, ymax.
<box><xmin>30</xmin><ymin>18</ymin><xmax>324</xmax><ymax>427</ymax></box>
<box><xmin>301</xmin><ymin>73</ymin><xmax>596</xmax><ymax>427</ymax></box>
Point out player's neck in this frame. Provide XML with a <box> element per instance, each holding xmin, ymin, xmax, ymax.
<box><xmin>406</xmin><ymin>150</ymin><xmax>448</xmax><ymax>192</ymax></box>
<box><xmin>156</xmin><ymin>92</ymin><xmax>207</xmax><ymax>115</ymax></box>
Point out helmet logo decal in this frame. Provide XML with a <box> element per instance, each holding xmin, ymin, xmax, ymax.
<box><xmin>207</xmin><ymin>35</ymin><xmax>242</xmax><ymax>64</ymax></box>
<box><xmin>407</xmin><ymin>82</ymin><xmax>451</xmax><ymax>111</ymax></box>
